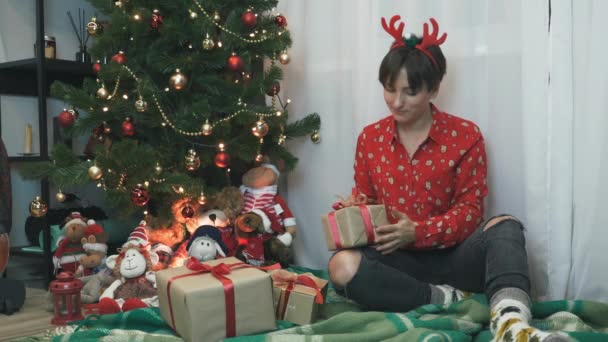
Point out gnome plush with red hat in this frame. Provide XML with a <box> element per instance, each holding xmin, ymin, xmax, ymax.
<box><xmin>75</xmin><ymin>219</ymin><xmax>109</xmax><ymax>277</ymax></box>
<box><xmin>53</xmin><ymin>212</ymin><xmax>88</xmax><ymax>274</ymax></box>
<box><xmin>95</xmin><ymin>221</ymin><xmax>160</xmax><ymax>314</ymax></box>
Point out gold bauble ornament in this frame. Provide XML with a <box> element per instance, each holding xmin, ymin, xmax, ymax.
<box><xmin>251</xmin><ymin>119</ymin><xmax>269</xmax><ymax>138</ymax></box>
<box><xmin>202</xmin><ymin>34</ymin><xmax>215</xmax><ymax>50</ymax></box>
<box><xmin>277</xmin><ymin>134</ymin><xmax>287</xmax><ymax>146</ymax></box>
<box><xmin>184</xmin><ymin>149</ymin><xmax>201</xmax><ymax>171</ymax></box>
<box><xmin>279</xmin><ymin>51</ymin><xmax>291</xmax><ymax>65</ymax></box>
<box><xmin>87</xmin><ymin>17</ymin><xmax>103</xmax><ymax>36</ymax></box>
<box><xmin>96</xmin><ymin>86</ymin><xmax>109</xmax><ymax>99</ymax></box>
<box><xmin>135</xmin><ymin>98</ymin><xmax>148</xmax><ymax>112</ymax></box>
<box><xmin>310</xmin><ymin>130</ymin><xmax>321</xmax><ymax>144</ymax></box>
<box><xmin>88</xmin><ymin>165</ymin><xmax>103</xmax><ymax>180</ymax></box>
<box><xmin>29</xmin><ymin>196</ymin><xmax>48</xmax><ymax>217</ymax></box>
<box><xmin>201</xmin><ymin>120</ymin><xmax>213</xmax><ymax>136</ymax></box>
<box><xmin>213</xmin><ymin>11</ymin><xmax>221</xmax><ymax>22</ymax></box>
<box><xmin>169</xmin><ymin>69</ymin><xmax>188</xmax><ymax>90</ymax></box>
<box><xmin>55</xmin><ymin>191</ymin><xmax>66</xmax><ymax>203</ymax></box>
<box><xmin>154</xmin><ymin>162</ymin><xmax>163</xmax><ymax>175</ymax></box>
<box><xmin>197</xmin><ymin>192</ymin><xmax>208</xmax><ymax>205</ymax></box>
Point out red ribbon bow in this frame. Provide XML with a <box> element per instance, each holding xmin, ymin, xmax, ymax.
<box><xmin>271</xmin><ymin>270</ymin><xmax>325</xmax><ymax>320</ymax></box>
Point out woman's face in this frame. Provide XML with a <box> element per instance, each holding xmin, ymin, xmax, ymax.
<box><xmin>383</xmin><ymin>68</ymin><xmax>437</xmax><ymax>126</ymax></box>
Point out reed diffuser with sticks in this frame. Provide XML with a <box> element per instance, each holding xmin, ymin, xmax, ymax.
<box><xmin>67</xmin><ymin>9</ymin><xmax>91</xmax><ymax>63</ymax></box>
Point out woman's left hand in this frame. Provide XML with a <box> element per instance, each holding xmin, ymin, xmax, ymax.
<box><xmin>374</xmin><ymin>210</ymin><xmax>417</xmax><ymax>255</ymax></box>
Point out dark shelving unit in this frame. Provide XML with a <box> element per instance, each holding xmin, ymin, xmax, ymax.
<box><xmin>0</xmin><ymin>0</ymin><xmax>95</xmax><ymax>285</ymax></box>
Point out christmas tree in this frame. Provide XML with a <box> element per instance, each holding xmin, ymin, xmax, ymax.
<box><xmin>20</xmin><ymin>0</ymin><xmax>320</xmax><ymax>228</ymax></box>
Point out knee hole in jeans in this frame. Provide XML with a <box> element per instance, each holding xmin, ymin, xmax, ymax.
<box><xmin>328</xmin><ymin>249</ymin><xmax>362</xmax><ymax>289</ymax></box>
<box><xmin>483</xmin><ymin>215</ymin><xmax>520</xmax><ymax>232</ymax></box>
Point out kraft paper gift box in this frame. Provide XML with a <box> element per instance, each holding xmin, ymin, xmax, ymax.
<box><xmin>271</xmin><ymin>270</ymin><xmax>328</xmax><ymax>325</ymax></box>
<box><xmin>321</xmin><ymin>204</ymin><xmax>389</xmax><ymax>251</ymax></box>
<box><xmin>156</xmin><ymin>256</ymin><xmax>276</xmax><ymax>342</ymax></box>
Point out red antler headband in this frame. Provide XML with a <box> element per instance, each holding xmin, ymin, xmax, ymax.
<box><xmin>381</xmin><ymin>15</ymin><xmax>447</xmax><ymax>69</ymax></box>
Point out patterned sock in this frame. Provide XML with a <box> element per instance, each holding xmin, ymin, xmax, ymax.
<box><xmin>490</xmin><ymin>288</ymin><xmax>571</xmax><ymax>342</ymax></box>
<box><xmin>429</xmin><ymin>284</ymin><xmax>467</xmax><ymax>305</ymax></box>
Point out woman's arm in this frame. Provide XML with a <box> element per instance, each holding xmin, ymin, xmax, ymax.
<box><xmin>353</xmin><ymin>132</ymin><xmax>377</xmax><ymax>201</ymax></box>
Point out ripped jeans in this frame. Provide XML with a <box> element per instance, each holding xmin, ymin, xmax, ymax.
<box><xmin>333</xmin><ymin>217</ymin><xmax>530</xmax><ymax>312</ymax></box>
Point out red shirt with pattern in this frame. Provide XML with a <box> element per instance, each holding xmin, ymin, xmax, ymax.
<box><xmin>354</xmin><ymin>105</ymin><xmax>488</xmax><ymax>250</ymax></box>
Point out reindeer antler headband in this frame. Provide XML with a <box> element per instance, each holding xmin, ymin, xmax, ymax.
<box><xmin>381</xmin><ymin>15</ymin><xmax>447</xmax><ymax>69</ymax></box>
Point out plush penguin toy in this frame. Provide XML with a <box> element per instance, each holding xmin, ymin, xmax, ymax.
<box><xmin>186</xmin><ymin>225</ymin><xmax>229</xmax><ymax>262</ymax></box>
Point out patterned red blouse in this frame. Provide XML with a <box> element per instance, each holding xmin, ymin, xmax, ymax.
<box><xmin>354</xmin><ymin>105</ymin><xmax>488</xmax><ymax>250</ymax></box>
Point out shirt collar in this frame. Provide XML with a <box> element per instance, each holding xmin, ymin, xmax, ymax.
<box><xmin>384</xmin><ymin>103</ymin><xmax>447</xmax><ymax>145</ymax></box>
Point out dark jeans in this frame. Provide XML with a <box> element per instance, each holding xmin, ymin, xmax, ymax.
<box><xmin>335</xmin><ymin>217</ymin><xmax>530</xmax><ymax>312</ymax></box>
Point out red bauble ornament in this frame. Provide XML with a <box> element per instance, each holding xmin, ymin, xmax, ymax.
<box><xmin>58</xmin><ymin>109</ymin><xmax>75</xmax><ymax>128</ymax></box>
<box><xmin>275</xmin><ymin>15</ymin><xmax>287</xmax><ymax>28</ymax></box>
<box><xmin>130</xmin><ymin>186</ymin><xmax>150</xmax><ymax>207</ymax></box>
<box><xmin>92</xmin><ymin>62</ymin><xmax>102</xmax><ymax>74</ymax></box>
<box><xmin>266</xmin><ymin>82</ymin><xmax>281</xmax><ymax>96</ymax></box>
<box><xmin>121</xmin><ymin>118</ymin><xmax>135</xmax><ymax>137</ymax></box>
<box><xmin>241</xmin><ymin>10</ymin><xmax>257</xmax><ymax>27</ymax></box>
<box><xmin>214</xmin><ymin>151</ymin><xmax>230</xmax><ymax>168</ymax></box>
<box><xmin>151</xmin><ymin>9</ymin><xmax>164</xmax><ymax>30</ymax></box>
<box><xmin>181</xmin><ymin>203</ymin><xmax>195</xmax><ymax>218</ymax></box>
<box><xmin>227</xmin><ymin>54</ymin><xmax>244</xmax><ymax>71</ymax></box>
<box><xmin>111</xmin><ymin>51</ymin><xmax>127</xmax><ymax>64</ymax></box>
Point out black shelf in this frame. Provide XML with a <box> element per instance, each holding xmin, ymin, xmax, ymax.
<box><xmin>0</xmin><ymin>58</ymin><xmax>94</xmax><ymax>96</ymax></box>
<box><xmin>7</xmin><ymin>156</ymin><xmax>46</xmax><ymax>162</ymax></box>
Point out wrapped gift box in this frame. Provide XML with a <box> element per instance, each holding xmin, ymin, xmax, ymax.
<box><xmin>271</xmin><ymin>270</ymin><xmax>328</xmax><ymax>325</ymax></box>
<box><xmin>156</xmin><ymin>256</ymin><xmax>276</xmax><ymax>342</ymax></box>
<box><xmin>321</xmin><ymin>204</ymin><xmax>389</xmax><ymax>250</ymax></box>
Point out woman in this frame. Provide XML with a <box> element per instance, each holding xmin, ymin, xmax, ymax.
<box><xmin>328</xmin><ymin>15</ymin><xmax>569</xmax><ymax>342</ymax></box>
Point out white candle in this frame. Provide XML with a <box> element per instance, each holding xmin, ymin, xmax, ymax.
<box><xmin>24</xmin><ymin>124</ymin><xmax>32</xmax><ymax>154</ymax></box>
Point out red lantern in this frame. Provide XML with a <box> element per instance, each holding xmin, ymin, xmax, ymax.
<box><xmin>275</xmin><ymin>15</ymin><xmax>287</xmax><ymax>28</ymax></box>
<box><xmin>241</xmin><ymin>10</ymin><xmax>257</xmax><ymax>27</ymax></box>
<box><xmin>122</xmin><ymin>118</ymin><xmax>135</xmax><ymax>137</ymax></box>
<box><xmin>50</xmin><ymin>272</ymin><xmax>84</xmax><ymax>325</ymax></box>
<box><xmin>214</xmin><ymin>151</ymin><xmax>230</xmax><ymax>168</ymax></box>
<box><xmin>58</xmin><ymin>109</ymin><xmax>75</xmax><ymax>128</ymax></box>
<box><xmin>92</xmin><ymin>61</ymin><xmax>102</xmax><ymax>74</ymax></box>
<box><xmin>227</xmin><ymin>54</ymin><xmax>244</xmax><ymax>71</ymax></box>
<box><xmin>131</xmin><ymin>185</ymin><xmax>150</xmax><ymax>207</ymax></box>
<box><xmin>111</xmin><ymin>51</ymin><xmax>127</xmax><ymax>64</ymax></box>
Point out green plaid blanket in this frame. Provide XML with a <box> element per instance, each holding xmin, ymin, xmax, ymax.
<box><xmin>18</xmin><ymin>267</ymin><xmax>608</xmax><ymax>342</ymax></box>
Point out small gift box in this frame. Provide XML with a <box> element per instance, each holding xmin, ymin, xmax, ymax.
<box><xmin>271</xmin><ymin>269</ymin><xmax>328</xmax><ymax>325</ymax></box>
<box><xmin>156</xmin><ymin>256</ymin><xmax>277</xmax><ymax>342</ymax></box>
<box><xmin>321</xmin><ymin>189</ymin><xmax>389</xmax><ymax>250</ymax></box>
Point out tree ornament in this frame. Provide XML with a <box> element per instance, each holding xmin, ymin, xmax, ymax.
<box><xmin>255</xmin><ymin>153</ymin><xmax>264</xmax><ymax>163</ymax></box>
<box><xmin>68</xmin><ymin>107</ymin><xmax>80</xmax><ymax>120</ymax></box>
<box><xmin>102</xmin><ymin>121</ymin><xmax>111</xmax><ymax>135</ymax></box>
<box><xmin>92</xmin><ymin>61</ymin><xmax>101</xmax><ymax>74</ymax></box>
<box><xmin>241</xmin><ymin>10</ymin><xmax>257</xmax><ymax>27</ymax></box>
<box><xmin>184</xmin><ymin>149</ymin><xmax>201</xmax><ymax>171</ymax></box>
<box><xmin>30</xmin><ymin>196</ymin><xmax>48</xmax><ymax>217</ymax></box>
<box><xmin>96</xmin><ymin>85</ymin><xmax>109</xmax><ymax>99</ymax></box>
<box><xmin>181</xmin><ymin>202</ymin><xmax>195</xmax><ymax>218</ymax></box>
<box><xmin>58</xmin><ymin>109</ymin><xmax>75</xmax><ymax>128</ymax></box>
<box><xmin>251</xmin><ymin>119</ymin><xmax>269</xmax><ymax>138</ymax></box>
<box><xmin>275</xmin><ymin>15</ymin><xmax>287</xmax><ymax>28</ymax></box>
<box><xmin>122</xmin><ymin>118</ymin><xmax>135</xmax><ymax>137</ymax></box>
<box><xmin>88</xmin><ymin>165</ymin><xmax>103</xmax><ymax>180</ymax></box>
<box><xmin>279</xmin><ymin>50</ymin><xmax>290</xmax><ymax>65</ymax></box>
<box><xmin>151</xmin><ymin>9</ymin><xmax>164</xmax><ymax>30</ymax></box>
<box><xmin>212</xmin><ymin>11</ymin><xmax>221</xmax><ymax>22</ymax></box>
<box><xmin>169</xmin><ymin>69</ymin><xmax>188</xmax><ymax>90</ymax></box>
<box><xmin>154</xmin><ymin>162</ymin><xmax>163</xmax><ymax>175</ymax></box>
<box><xmin>135</xmin><ymin>98</ymin><xmax>148</xmax><ymax>112</ymax></box>
<box><xmin>197</xmin><ymin>192</ymin><xmax>207</xmax><ymax>205</ymax></box>
<box><xmin>56</xmin><ymin>190</ymin><xmax>66</xmax><ymax>203</ymax></box>
<box><xmin>201</xmin><ymin>120</ymin><xmax>213</xmax><ymax>136</ymax></box>
<box><xmin>227</xmin><ymin>54</ymin><xmax>244</xmax><ymax>71</ymax></box>
<box><xmin>87</xmin><ymin>17</ymin><xmax>103</xmax><ymax>36</ymax></box>
<box><xmin>266</xmin><ymin>82</ymin><xmax>281</xmax><ymax>96</ymax></box>
<box><xmin>130</xmin><ymin>185</ymin><xmax>150</xmax><ymax>207</ymax></box>
<box><xmin>202</xmin><ymin>34</ymin><xmax>214</xmax><ymax>50</ymax></box>
<box><xmin>111</xmin><ymin>51</ymin><xmax>127</xmax><ymax>64</ymax></box>
<box><xmin>214</xmin><ymin>151</ymin><xmax>230</xmax><ymax>168</ymax></box>
<box><xmin>311</xmin><ymin>130</ymin><xmax>321</xmax><ymax>144</ymax></box>
<box><xmin>277</xmin><ymin>134</ymin><xmax>287</xmax><ymax>146</ymax></box>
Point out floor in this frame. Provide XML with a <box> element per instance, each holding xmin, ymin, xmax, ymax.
<box><xmin>0</xmin><ymin>287</ymin><xmax>54</xmax><ymax>341</ymax></box>
<box><xmin>4</xmin><ymin>254</ymin><xmax>47</xmax><ymax>289</ymax></box>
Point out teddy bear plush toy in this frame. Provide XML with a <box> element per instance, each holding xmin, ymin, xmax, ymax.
<box><xmin>53</xmin><ymin>212</ymin><xmax>88</xmax><ymax>274</ymax></box>
<box><xmin>186</xmin><ymin>225</ymin><xmax>229</xmax><ymax>263</ymax></box>
<box><xmin>75</xmin><ymin>219</ymin><xmax>109</xmax><ymax>277</ymax></box>
<box><xmin>235</xmin><ymin>163</ymin><xmax>297</xmax><ymax>266</ymax></box>
<box><xmin>234</xmin><ymin>211</ymin><xmax>293</xmax><ymax>267</ymax></box>
<box><xmin>93</xmin><ymin>222</ymin><xmax>160</xmax><ymax>314</ymax></box>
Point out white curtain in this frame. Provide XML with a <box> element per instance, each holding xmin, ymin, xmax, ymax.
<box><xmin>279</xmin><ymin>0</ymin><xmax>605</xmax><ymax>301</ymax></box>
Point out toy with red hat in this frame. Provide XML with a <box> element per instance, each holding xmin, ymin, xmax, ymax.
<box><xmin>53</xmin><ymin>212</ymin><xmax>88</xmax><ymax>274</ymax></box>
<box><xmin>75</xmin><ymin>220</ymin><xmax>109</xmax><ymax>277</ymax></box>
